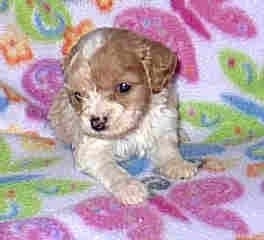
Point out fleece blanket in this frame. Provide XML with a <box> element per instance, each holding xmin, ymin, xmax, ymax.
<box><xmin>0</xmin><ymin>134</ymin><xmax>264</xmax><ymax>240</ymax></box>
<box><xmin>0</xmin><ymin>0</ymin><xmax>263</xmax><ymax>143</ymax></box>
<box><xmin>0</xmin><ymin>0</ymin><xmax>264</xmax><ymax>239</ymax></box>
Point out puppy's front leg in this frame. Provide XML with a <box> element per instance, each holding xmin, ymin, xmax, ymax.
<box><xmin>74</xmin><ymin>136</ymin><xmax>148</xmax><ymax>205</ymax></box>
<box><xmin>153</xmin><ymin>134</ymin><xmax>198</xmax><ymax>180</ymax></box>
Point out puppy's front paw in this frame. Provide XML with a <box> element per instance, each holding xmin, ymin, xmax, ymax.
<box><xmin>158</xmin><ymin>160</ymin><xmax>198</xmax><ymax>180</ymax></box>
<box><xmin>112</xmin><ymin>179</ymin><xmax>148</xmax><ymax>205</ymax></box>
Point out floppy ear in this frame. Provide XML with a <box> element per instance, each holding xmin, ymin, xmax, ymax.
<box><xmin>62</xmin><ymin>42</ymin><xmax>82</xmax><ymax>74</ymax></box>
<box><xmin>62</xmin><ymin>28</ymin><xmax>112</xmax><ymax>75</ymax></box>
<box><xmin>47</xmin><ymin>88</ymin><xmax>77</xmax><ymax>145</ymax></box>
<box><xmin>141</xmin><ymin>40</ymin><xmax>178</xmax><ymax>93</ymax></box>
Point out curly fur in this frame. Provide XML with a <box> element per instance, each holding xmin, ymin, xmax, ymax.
<box><xmin>48</xmin><ymin>88</ymin><xmax>77</xmax><ymax>145</ymax></box>
<box><xmin>48</xmin><ymin>27</ymin><xmax>198</xmax><ymax>205</ymax></box>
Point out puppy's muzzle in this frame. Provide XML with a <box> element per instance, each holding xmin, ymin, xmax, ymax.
<box><xmin>90</xmin><ymin>116</ymin><xmax>108</xmax><ymax>131</ymax></box>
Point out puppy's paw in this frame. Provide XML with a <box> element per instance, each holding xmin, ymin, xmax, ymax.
<box><xmin>112</xmin><ymin>179</ymin><xmax>148</xmax><ymax>205</ymax></box>
<box><xmin>158</xmin><ymin>160</ymin><xmax>198</xmax><ymax>180</ymax></box>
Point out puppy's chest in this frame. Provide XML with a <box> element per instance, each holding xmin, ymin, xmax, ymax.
<box><xmin>113</xmin><ymin>104</ymin><xmax>178</xmax><ymax>160</ymax></box>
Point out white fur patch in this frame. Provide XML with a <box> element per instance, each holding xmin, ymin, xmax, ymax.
<box><xmin>80</xmin><ymin>90</ymin><xmax>124</xmax><ymax>131</ymax></box>
<box><xmin>81</xmin><ymin>29</ymin><xmax>108</xmax><ymax>59</ymax></box>
<box><xmin>113</xmin><ymin>89</ymin><xmax>178</xmax><ymax>160</ymax></box>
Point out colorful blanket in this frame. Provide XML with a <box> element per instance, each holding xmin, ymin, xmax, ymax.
<box><xmin>0</xmin><ymin>134</ymin><xmax>264</xmax><ymax>240</ymax></box>
<box><xmin>0</xmin><ymin>0</ymin><xmax>264</xmax><ymax>239</ymax></box>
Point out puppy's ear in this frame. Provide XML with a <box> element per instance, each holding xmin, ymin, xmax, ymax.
<box><xmin>62</xmin><ymin>43</ymin><xmax>81</xmax><ymax>73</ymax></box>
<box><xmin>140</xmin><ymin>40</ymin><xmax>177</xmax><ymax>94</ymax></box>
<box><xmin>62</xmin><ymin>28</ymin><xmax>111</xmax><ymax>73</ymax></box>
<box><xmin>48</xmin><ymin>88</ymin><xmax>77</xmax><ymax>145</ymax></box>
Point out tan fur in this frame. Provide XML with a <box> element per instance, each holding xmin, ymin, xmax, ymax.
<box><xmin>48</xmin><ymin>27</ymin><xmax>198</xmax><ymax>205</ymax></box>
<box><xmin>48</xmin><ymin>88</ymin><xmax>77</xmax><ymax>144</ymax></box>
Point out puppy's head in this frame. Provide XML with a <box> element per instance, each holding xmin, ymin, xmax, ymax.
<box><xmin>63</xmin><ymin>28</ymin><xmax>177</xmax><ymax>139</ymax></box>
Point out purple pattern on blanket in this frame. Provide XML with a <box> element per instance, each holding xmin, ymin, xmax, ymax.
<box><xmin>169</xmin><ymin>176</ymin><xmax>249</xmax><ymax>234</ymax></box>
<box><xmin>188</xmin><ymin>0</ymin><xmax>257</xmax><ymax>38</ymax></box>
<box><xmin>75</xmin><ymin>177</ymin><xmax>249</xmax><ymax>238</ymax></box>
<box><xmin>22</xmin><ymin>59</ymin><xmax>64</xmax><ymax>120</ymax></box>
<box><xmin>114</xmin><ymin>7</ymin><xmax>198</xmax><ymax>83</ymax></box>
<box><xmin>75</xmin><ymin>196</ymin><xmax>162</xmax><ymax>240</ymax></box>
<box><xmin>0</xmin><ymin>217</ymin><xmax>73</xmax><ymax>240</ymax></box>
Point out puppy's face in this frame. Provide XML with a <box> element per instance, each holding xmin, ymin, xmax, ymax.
<box><xmin>64</xmin><ymin>28</ymin><xmax>176</xmax><ymax>139</ymax></box>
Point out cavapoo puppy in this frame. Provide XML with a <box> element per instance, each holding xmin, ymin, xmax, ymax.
<box><xmin>48</xmin><ymin>27</ymin><xmax>198</xmax><ymax>205</ymax></box>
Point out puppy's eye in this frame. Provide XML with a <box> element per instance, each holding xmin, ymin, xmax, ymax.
<box><xmin>73</xmin><ymin>91</ymin><xmax>82</xmax><ymax>102</ymax></box>
<box><xmin>117</xmin><ymin>82</ymin><xmax>131</xmax><ymax>93</ymax></box>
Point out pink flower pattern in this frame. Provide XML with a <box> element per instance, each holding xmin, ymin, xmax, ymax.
<box><xmin>75</xmin><ymin>177</ymin><xmax>249</xmax><ymax>240</ymax></box>
<box><xmin>0</xmin><ymin>217</ymin><xmax>73</xmax><ymax>240</ymax></box>
<box><xmin>114</xmin><ymin>1</ymin><xmax>256</xmax><ymax>83</ymax></box>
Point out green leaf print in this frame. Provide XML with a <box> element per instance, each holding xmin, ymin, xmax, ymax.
<box><xmin>181</xmin><ymin>102</ymin><xmax>264</xmax><ymax>145</ymax></box>
<box><xmin>14</xmin><ymin>0</ymin><xmax>72</xmax><ymax>41</ymax></box>
<box><xmin>10</xmin><ymin>157</ymin><xmax>60</xmax><ymax>172</ymax></box>
<box><xmin>0</xmin><ymin>179</ymin><xmax>92</xmax><ymax>221</ymax></box>
<box><xmin>0</xmin><ymin>137</ymin><xmax>12</xmax><ymax>173</ymax></box>
<box><xmin>219</xmin><ymin>49</ymin><xmax>263</xmax><ymax>101</ymax></box>
<box><xmin>0</xmin><ymin>136</ymin><xmax>61</xmax><ymax>173</ymax></box>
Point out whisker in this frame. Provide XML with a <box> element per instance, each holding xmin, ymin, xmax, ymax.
<box><xmin>63</xmin><ymin>83</ymin><xmax>74</xmax><ymax>91</ymax></box>
<box><xmin>63</xmin><ymin>83</ymin><xmax>90</xmax><ymax>101</ymax></box>
<box><xmin>78</xmin><ymin>95</ymin><xmax>90</xmax><ymax>101</ymax></box>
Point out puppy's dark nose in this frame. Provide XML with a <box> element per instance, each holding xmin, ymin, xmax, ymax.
<box><xmin>90</xmin><ymin>116</ymin><xmax>108</xmax><ymax>131</ymax></box>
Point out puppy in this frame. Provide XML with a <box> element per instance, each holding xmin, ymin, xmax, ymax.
<box><xmin>48</xmin><ymin>28</ymin><xmax>198</xmax><ymax>205</ymax></box>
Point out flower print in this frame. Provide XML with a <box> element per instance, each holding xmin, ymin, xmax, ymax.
<box><xmin>62</xmin><ymin>19</ymin><xmax>94</xmax><ymax>55</ymax></box>
<box><xmin>0</xmin><ymin>81</ymin><xmax>26</xmax><ymax>103</ymax></box>
<box><xmin>21</xmin><ymin>135</ymin><xmax>56</xmax><ymax>152</ymax></box>
<box><xmin>4</xmin><ymin>125</ymin><xmax>41</xmax><ymax>137</ymax></box>
<box><xmin>13</xmin><ymin>0</ymin><xmax>71</xmax><ymax>41</ymax></box>
<box><xmin>22</xmin><ymin>58</ymin><xmax>64</xmax><ymax>120</ymax></box>
<box><xmin>115</xmin><ymin>1</ymin><xmax>256</xmax><ymax>83</ymax></box>
<box><xmin>236</xmin><ymin>233</ymin><xmax>264</xmax><ymax>240</ymax></box>
<box><xmin>202</xmin><ymin>156</ymin><xmax>239</xmax><ymax>173</ymax></box>
<box><xmin>0</xmin><ymin>81</ymin><xmax>26</xmax><ymax>113</ymax></box>
<box><xmin>0</xmin><ymin>217</ymin><xmax>74</xmax><ymax>239</ymax></box>
<box><xmin>0</xmin><ymin>25</ymin><xmax>33</xmax><ymax>65</ymax></box>
<box><xmin>94</xmin><ymin>0</ymin><xmax>114</xmax><ymax>12</ymax></box>
<box><xmin>75</xmin><ymin>176</ymin><xmax>249</xmax><ymax>240</ymax></box>
<box><xmin>246</xmin><ymin>163</ymin><xmax>264</xmax><ymax>178</ymax></box>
